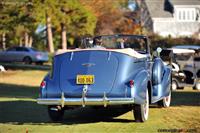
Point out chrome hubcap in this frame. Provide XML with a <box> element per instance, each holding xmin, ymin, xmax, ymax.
<box><xmin>164</xmin><ymin>92</ymin><xmax>171</xmax><ymax>107</ymax></box>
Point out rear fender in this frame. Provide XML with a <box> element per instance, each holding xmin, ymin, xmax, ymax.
<box><xmin>131</xmin><ymin>70</ymin><xmax>149</xmax><ymax>104</ymax></box>
<box><xmin>152</xmin><ymin>67</ymin><xmax>171</xmax><ymax>103</ymax></box>
<box><xmin>152</xmin><ymin>58</ymin><xmax>165</xmax><ymax>85</ymax></box>
<box><xmin>39</xmin><ymin>72</ymin><xmax>62</xmax><ymax>98</ymax></box>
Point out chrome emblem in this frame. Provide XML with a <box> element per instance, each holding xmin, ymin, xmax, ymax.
<box><xmin>82</xmin><ymin>63</ymin><xmax>95</xmax><ymax>67</ymax></box>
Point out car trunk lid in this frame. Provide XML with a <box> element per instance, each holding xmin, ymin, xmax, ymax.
<box><xmin>59</xmin><ymin>50</ymin><xmax>118</xmax><ymax>97</ymax></box>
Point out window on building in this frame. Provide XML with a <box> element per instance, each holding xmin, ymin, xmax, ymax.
<box><xmin>177</xmin><ymin>8</ymin><xmax>196</xmax><ymax>21</ymax></box>
<box><xmin>187</xmin><ymin>10</ymin><xmax>190</xmax><ymax>20</ymax></box>
<box><xmin>179</xmin><ymin>11</ymin><xmax>182</xmax><ymax>20</ymax></box>
<box><xmin>192</xmin><ymin>10</ymin><xmax>195</xmax><ymax>20</ymax></box>
<box><xmin>183</xmin><ymin>11</ymin><xmax>186</xmax><ymax>20</ymax></box>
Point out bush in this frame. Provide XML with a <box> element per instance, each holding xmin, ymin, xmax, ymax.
<box><xmin>148</xmin><ymin>34</ymin><xmax>200</xmax><ymax>50</ymax></box>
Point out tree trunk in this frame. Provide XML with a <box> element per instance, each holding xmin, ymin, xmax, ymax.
<box><xmin>61</xmin><ymin>23</ymin><xmax>67</xmax><ymax>50</ymax></box>
<box><xmin>46</xmin><ymin>14</ymin><xmax>54</xmax><ymax>53</ymax></box>
<box><xmin>2</xmin><ymin>33</ymin><xmax>6</xmax><ymax>50</ymax></box>
<box><xmin>24</xmin><ymin>32</ymin><xmax>29</xmax><ymax>47</ymax></box>
<box><xmin>19</xmin><ymin>37</ymin><xmax>23</xmax><ymax>47</ymax></box>
<box><xmin>28</xmin><ymin>36</ymin><xmax>33</xmax><ymax>47</ymax></box>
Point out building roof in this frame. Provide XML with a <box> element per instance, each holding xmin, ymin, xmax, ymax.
<box><xmin>145</xmin><ymin>0</ymin><xmax>200</xmax><ymax>18</ymax></box>
<box><xmin>145</xmin><ymin>0</ymin><xmax>172</xmax><ymax>18</ymax></box>
<box><xmin>171</xmin><ymin>0</ymin><xmax>200</xmax><ymax>6</ymax></box>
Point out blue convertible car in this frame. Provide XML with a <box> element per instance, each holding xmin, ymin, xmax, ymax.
<box><xmin>37</xmin><ymin>35</ymin><xmax>172</xmax><ymax>122</ymax></box>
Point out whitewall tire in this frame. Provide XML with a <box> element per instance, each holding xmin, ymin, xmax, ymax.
<box><xmin>133</xmin><ymin>90</ymin><xmax>149</xmax><ymax>122</ymax></box>
<box><xmin>171</xmin><ymin>80</ymin><xmax>177</xmax><ymax>91</ymax></box>
<box><xmin>158</xmin><ymin>91</ymin><xmax>171</xmax><ymax>108</ymax></box>
<box><xmin>194</xmin><ymin>82</ymin><xmax>200</xmax><ymax>90</ymax></box>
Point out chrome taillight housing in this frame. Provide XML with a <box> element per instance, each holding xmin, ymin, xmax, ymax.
<box><xmin>129</xmin><ymin>80</ymin><xmax>134</xmax><ymax>88</ymax></box>
<box><xmin>40</xmin><ymin>81</ymin><xmax>46</xmax><ymax>89</ymax></box>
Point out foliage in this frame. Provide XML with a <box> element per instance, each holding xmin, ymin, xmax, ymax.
<box><xmin>0</xmin><ymin>0</ymin><xmax>38</xmax><ymax>48</ymax></box>
<box><xmin>56</xmin><ymin>0</ymin><xmax>97</xmax><ymax>36</ymax></box>
<box><xmin>32</xmin><ymin>0</ymin><xmax>97</xmax><ymax>50</ymax></box>
<box><xmin>80</xmin><ymin>0</ymin><xmax>142</xmax><ymax>35</ymax></box>
<box><xmin>0</xmin><ymin>0</ymin><xmax>97</xmax><ymax>50</ymax></box>
<box><xmin>2</xmin><ymin>0</ymin><xmax>198</xmax><ymax>51</ymax></box>
<box><xmin>149</xmin><ymin>34</ymin><xmax>200</xmax><ymax>50</ymax></box>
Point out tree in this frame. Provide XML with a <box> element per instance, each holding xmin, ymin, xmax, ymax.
<box><xmin>57</xmin><ymin>0</ymin><xmax>96</xmax><ymax>49</ymax></box>
<box><xmin>32</xmin><ymin>0</ymin><xmax>57</xmax><ymax>53</ymax></box>
<box><xmin>0</xmin><ymin>0</ymin><xmax>97</xmax><ymax>51</ymax></box>
<box><xmin>80</xmin><ymin>0</ymin><xmax>142</xmax><ymax>35</ymax></box>
<box><xmin>0</xmin><ymin>0</ymin><xmax>37</xmax><ymax>49</ymax></box>
<box><xmin>32</xmin><ymin>0</ymin><xmax>96</xmax><ymax>50</ymax></box>
<box><xmin>0</xmin><ymin>0</ymin><xmax>14</xmax><ymax>50</ymax></box>
<box><xmin>15</xmin><ymin>1</ymin><xmax>36</xmax><ymax>47</ymax></box>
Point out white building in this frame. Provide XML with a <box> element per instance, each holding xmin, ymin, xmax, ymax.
<box><xmin>140</xmin><ymin>0</ymin><xmax>200</xmax><ymax>38</ymax></box>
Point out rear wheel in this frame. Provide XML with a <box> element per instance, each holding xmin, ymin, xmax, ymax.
<box><xmin>133</xmin><ymin>90</ymin><xmax>149</xmax><ymax>122</ymax></box>
<box><xmin>158</xmin><ymin>91</ymin><xmax>171</xmax><ymax>107</ymax></box>
<box><xmin>23</xmin><ymin>56</ymin><xmax>32</xmax><ymax>64</ymax></box>
<box><xmin>193</xmin><ymin>82</ymin><xmax>200</xmax><ymax>90</ymax></box>
<box><xmin>48</xmin><ymin>106</ymin><xmax>64</xmax><ymax>122</ymax></box>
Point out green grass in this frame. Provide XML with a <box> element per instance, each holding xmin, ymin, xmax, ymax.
<box><xmin>0</xmin><ymin>69</ymin><xmax>200</xmax><ymax>133</ymax></box>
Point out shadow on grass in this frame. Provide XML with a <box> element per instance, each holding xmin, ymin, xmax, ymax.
<box><xmin>0</xmin><ymin>100</ymin><xmax>49</xmax><ymax>124</ymax></box>
<box><xmin>0</xmin><ymin>83</ymin><xmax>38</xmax><ymax>99</ymax></box>
<box><xmin>0</xmin><ymin>83</ymin><xmax>199</xmax><ymax>125</ymax></box>
<box><xmin>0</xmin><ymin>100</ymin><xmax>133</xmax><ymax>124</ymax></box>
<box><xmin>1</xmin><ymin>62</ymin><xmax>50</xmax><ymax>71</ymax></box>
<box><xmin>171</xmin><ymin>91</ymin><xmax>200</xmax><ymax>106</ymax></box>
<box><xmin>0</xmin><ymin>83</ymin><xmax>133</xmax><ymax>124</ymax></box>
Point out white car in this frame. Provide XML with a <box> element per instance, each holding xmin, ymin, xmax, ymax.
<box><xmin>161</xmin><ymin>48</ymin><xmax>200</xmax><ymax>90</ymax></box>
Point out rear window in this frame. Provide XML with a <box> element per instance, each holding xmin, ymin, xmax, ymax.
<box><xmin>7</xmin><ymin>47</ymin><xmax>16</xmax><ymax>51</ymax></box>
<box><xmin>30</xmin><ymin>48</ymin><xmax>38</xmax><ymax>52</ymax></box>
<box><xmin>16</xmin><ymin>47</ymin><xmax>29</xmax><ymax>52</ymax></box>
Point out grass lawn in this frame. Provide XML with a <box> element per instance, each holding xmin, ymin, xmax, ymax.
<box><xmin>0</xmin><ymin>68</ymin><xmax>200</xmax><ymax>133</ymax></box>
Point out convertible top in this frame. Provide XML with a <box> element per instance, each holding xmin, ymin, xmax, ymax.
<box><xmin>55</xmin><ymin>48</ymin><xmax>147</xmax><ymax>58</ymax></box>
<box><xmin>168</xmin><ymin>48</ymin><xmax>195</xmax><ymax>54</ymax></box>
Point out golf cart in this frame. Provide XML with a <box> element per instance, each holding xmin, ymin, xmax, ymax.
<box><xmin>160</xmin><ymin>48</ymin><xmax>200</xmax><ymax>90</ymax></box>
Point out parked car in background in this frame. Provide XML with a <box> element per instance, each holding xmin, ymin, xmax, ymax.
<box><xmin>173</xmin><ymin>45</ymin><xmax>200</xmax><ymax>77</ymax></box>
<box><xmin>160</xmin><ymin>48</ymin><xmax>200</xmax><ymax>90</ymax></box>
<box><xmin>173</xmin><ymin>45</ymin><xmax>200</xmax><ymax>90</ymax></box>
<box><xmin>0</xmin><ymin>65</ymin><xmax>6</xmax><ymax>72</ymax></box>
<box><xmin>37</xmin><ymin>35</ymin><xmax>172</xmax><ymax>122</ymax></box>
<box><xmin>0</xmin><ymin>46</ymin><xmax>49</xmax><ymax>65</ymax></box>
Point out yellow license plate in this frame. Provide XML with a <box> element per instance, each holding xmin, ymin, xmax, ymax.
<box><xmin>76</xmin><ymin>75</ymin><xmax>95</xmax><ymax>84</ymax></box>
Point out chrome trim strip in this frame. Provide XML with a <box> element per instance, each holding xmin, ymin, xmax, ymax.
<box><xmin>37</xmin><ymin>97</ymin><xmax>135</xmax><ymax>106</ymax></box>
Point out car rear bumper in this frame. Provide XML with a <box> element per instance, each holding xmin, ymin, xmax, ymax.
<box><xmin>37</xmin><ymin>96</ymin><xmax>134</xmax><ymax>107</ymax></box>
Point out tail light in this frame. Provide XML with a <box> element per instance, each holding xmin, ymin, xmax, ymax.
<box><xmin>129</xmin><ymin>80</ymin><xmax>134</xmax><ymax>88</ymax></box>
<box><xmin>39</xmin><ymin>81</ymin><xmax>46</xmax><ymax>98</ymax></box>
<box><xmin>36</xmin><ymin>53</ymin><xmax>42</xmax><ymax>59</ymax></box>
<box><xmin>40</xmin><ymin>81</ymin><xmax>46</xmax><ymax>89</ymax></box>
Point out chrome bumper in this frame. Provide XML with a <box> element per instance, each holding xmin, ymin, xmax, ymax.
<box><xmin>37</xmin><ymin>95</ymin><xmax>134</xmax><ymax>107</ymax></box>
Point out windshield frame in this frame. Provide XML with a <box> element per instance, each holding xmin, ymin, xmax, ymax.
<box><xmin>82</xmin><ymin>35</ymin><xmax>150</xmax><ymax>54</ymax></box>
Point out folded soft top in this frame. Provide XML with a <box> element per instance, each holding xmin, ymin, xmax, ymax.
<box><xmin>55</xmin><ymin>48</ymin><xmax>146</xmax><ymax>58</ymax></box>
